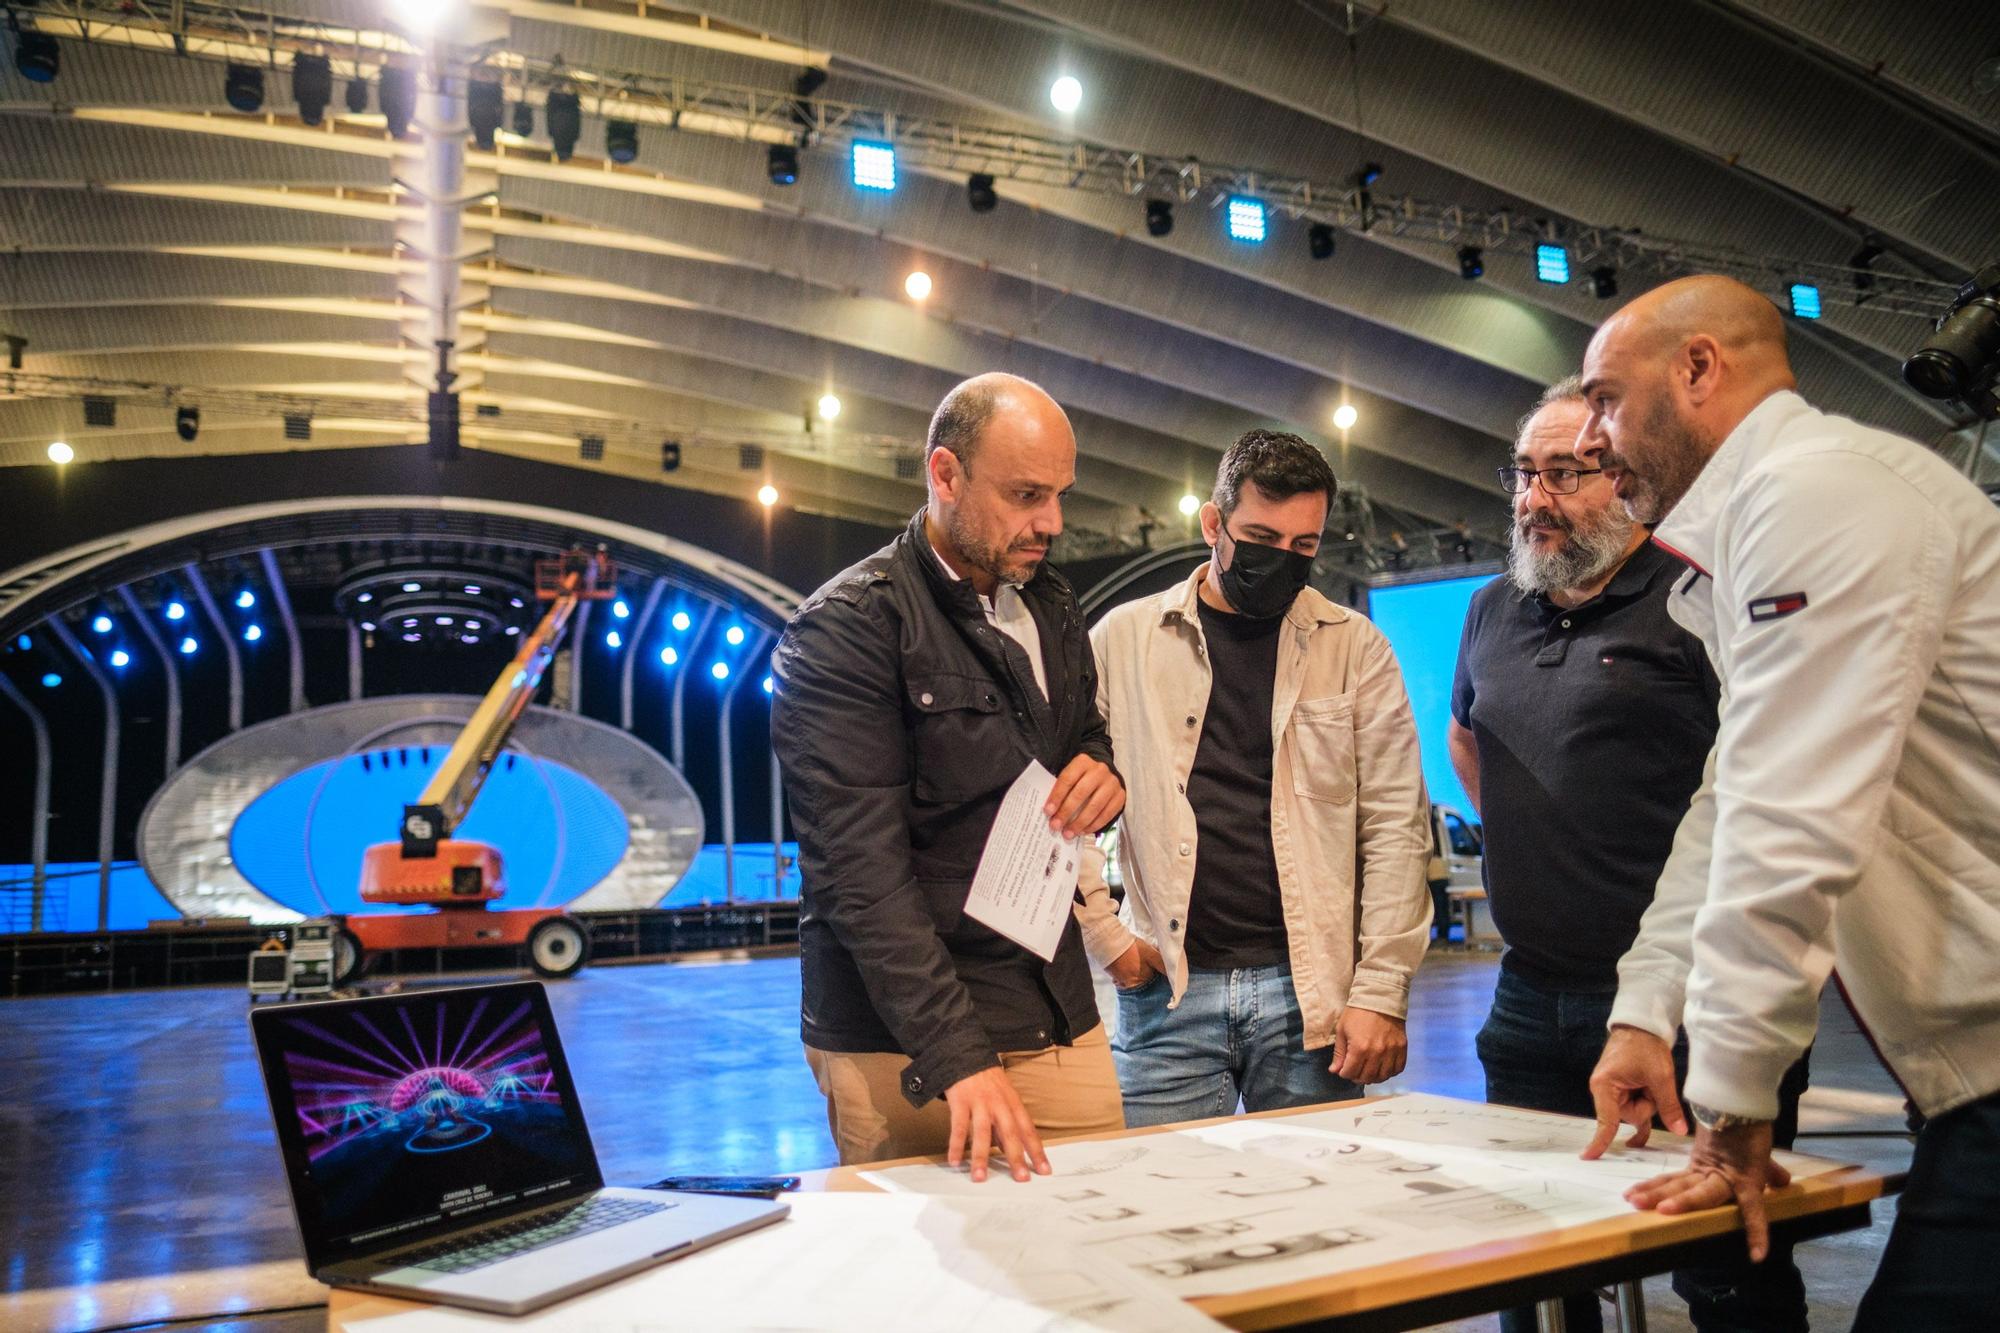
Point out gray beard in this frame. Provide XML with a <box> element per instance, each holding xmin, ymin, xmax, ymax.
<box><xmin>1507</xmin><ymin>511</ymin><xmax>1635</xmax><ymax>598</ymax></box>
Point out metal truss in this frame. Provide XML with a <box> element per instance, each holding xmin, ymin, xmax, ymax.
<box><xmin>15</xmin><ymin>0</ymin><xmax>1966</xmax><ymax>320</ymax></box>
<box><xmin>1</xmin><ymin>369</ymin><xmax>923</xmax><ymax>461</ymax></box>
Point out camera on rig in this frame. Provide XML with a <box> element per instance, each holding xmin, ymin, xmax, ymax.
<box><xmin>1902</xmin><ymin>262</ymin><xmax>2000</xmax><ymax>421</ymax></box>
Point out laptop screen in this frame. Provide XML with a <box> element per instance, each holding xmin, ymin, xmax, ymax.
<box><xmin>252</xmin><ymin>981</ymin><xmax>603</xmax><ymax>1267</ymax></box>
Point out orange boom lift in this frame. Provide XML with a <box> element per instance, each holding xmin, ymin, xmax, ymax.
<box><xmin>336</xmin><ymin>548</ymin><xmax>614</xmax><ymax>982</ymax></box>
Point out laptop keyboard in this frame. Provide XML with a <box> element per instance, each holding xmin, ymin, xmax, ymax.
<box><xmin>398</xmin><ymin>1196</ymin><xmax>672</xmax><ymax>1274</ymax></box>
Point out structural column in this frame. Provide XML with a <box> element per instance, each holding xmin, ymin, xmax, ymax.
<box><xmin>0</xmin><ymin>668</ymin><xmax>52</xmax><ymax>931</ymax></box>
<box><xmin>116</xmin><ymin>584</ymin><xmax>182</xmax><ymax>777</ymax></box>
<box><xmin>716</xmin><ymin>630</ymin><xmax>772</xmax><ymax>905</ymax></box>
<box><xmin>48</xmin><ymin>619</ymin><xmax>118</xmax><ymax>931</ymax></box>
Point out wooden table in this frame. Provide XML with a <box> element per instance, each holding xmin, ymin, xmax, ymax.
<box><xmin>329</xmin><ymin>1100</ymin><xmax>1896</xmax><ymax>1332</ymax></box>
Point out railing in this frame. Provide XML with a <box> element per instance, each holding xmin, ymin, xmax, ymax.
<box><xmin>0</xmin><ymin>903</ymin><xmax>802</xmax><ymax>997</ymax></box>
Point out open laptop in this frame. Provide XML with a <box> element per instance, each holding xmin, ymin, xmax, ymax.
<box><xmin>250</xmin><ymin>979</ymin><xmax>788</xmax><ymax>1315</ymax></box>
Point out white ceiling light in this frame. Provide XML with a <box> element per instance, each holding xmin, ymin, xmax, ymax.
<box><xmin>757</xmin><ymin>484</ymin><xmax>780</xmax><ymax>507</ymax></box>
<box><xmin>47</xmin><ymin>441</ymin><xmax>74</xmax><ymax>464</ymax></box>
<box><xmin>1178</xmin><ymin>493</ymin><xmax>1200</xmax><ymax>516</ymax></box>
<box><xmin>904</xmin><ymin>270</ymin><xmax>933</xmax><ymax>301</ymax></box>
<box><xmin>817</xmin><ymin>393</ymin><xmax>842</xmax><ymax>422</ymax></box>
<box><xmin>1332</xmin><ymin>403</ymin><xmax>1358</xmax><ymax>431</ymax></box>
<box><xmin>1049</xmin><ymin>76</ymin><xmax>1082</xmax><ymax>114</ymax></box>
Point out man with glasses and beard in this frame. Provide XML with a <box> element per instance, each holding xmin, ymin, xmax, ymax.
<box><xmin>1446</xmin><ymin>377</ymin><xmax>1809</xmax><ymax>1333</ymax></box>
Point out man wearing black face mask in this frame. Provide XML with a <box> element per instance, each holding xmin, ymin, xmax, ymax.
<box><xmin>1076</xmin><ymin>430</ymin><xmax>1433</xmax><ymax>1124</ymax></box>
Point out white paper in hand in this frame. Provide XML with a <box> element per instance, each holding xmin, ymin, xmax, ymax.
<box><xmin>964</xmin><ymin>761</ymin><xmax>1082</xmax><ymax>961</ymax></box>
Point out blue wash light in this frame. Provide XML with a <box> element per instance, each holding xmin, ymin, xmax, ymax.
<box><xmin>92</xmin><ymin>614</ymin><xmax>114</xmax><ymax>634</ymax></box>
<box><xmin>41</xmin><ymin>672</ymin><xmax>62</xmax><ymax>688</ymax></box>
<box><xmin>1225</xmin><ymin>196</ymin><xmax>1266</xmax><ymax>243</ymax></box>
<box><xmin>110</xmin><ymin>649</ymin><xmax>132</xmax><ymax>668</ymax></box>
<box><xmin>710</xmin><ymin>661</ymin><xmax>730</xmax><ymax>681</ymax></box>
<box><xmin>851</xmin><ymin>140</ymin><xmax>896</xmax><ymax>191</ymax></box>
<box><xmin>1535</xmin><ymin>243</ymin><xmax>1570</xmax><ymax>284</ymax></box>
<box><xmin>1788</xmin><ymin>282</ymin><xmax>1822</xmax><ymax>319</ymax></box>
<box><xmin>235</xmin><ymin>590</ymin><xmax>256</xmax><ymax>609</ymax></box>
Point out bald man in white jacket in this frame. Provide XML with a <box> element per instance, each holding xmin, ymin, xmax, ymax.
<box><xmin>1572</xmin><ymin>274</ymin><xmax>2000</xmax><ymax>1331</ymax></box>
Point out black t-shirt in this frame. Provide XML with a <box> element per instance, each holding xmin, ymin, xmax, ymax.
<box><xmin>1185</xmin><ymin>597</ymin><xmax>1288</xmax><ymax>969</ymax></box>
<box><xmin>1450</xmin><ymin>543</ymin><xmax>1719</xmax><ymax>991</ymax></box>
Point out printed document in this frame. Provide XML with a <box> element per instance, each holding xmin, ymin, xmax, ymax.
<box><xmin>964</xmin><ymin>762</ymin><xmax>1080</xmax><ymax>961</ymax></box>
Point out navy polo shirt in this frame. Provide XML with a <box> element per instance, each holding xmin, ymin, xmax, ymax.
<box><xmin>1451</xmin><ymin>542</ymin><xmax>1719</xmax><ymax>991</ymax></box>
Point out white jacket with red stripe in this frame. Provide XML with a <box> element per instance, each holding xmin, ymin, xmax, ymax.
<box><xmin>1608</xmin><ymin>390</ymin><xmax>2000</xmax><ymax>1121</ymax></box>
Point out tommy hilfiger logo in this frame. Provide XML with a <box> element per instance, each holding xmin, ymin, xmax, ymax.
<box><xmin>1748</xmin><ymin>591</ymin><xmax>1809</xmax><ymax>622</ymax></box>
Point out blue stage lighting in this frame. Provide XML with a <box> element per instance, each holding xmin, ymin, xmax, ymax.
<box><xmin>1535</xmin><ymin>243</ymin><xmax>1570</xmax><ymax>284</ymax></box>
<box><xmin>762</xmin><ymin>675</ymin><xmax>774</xmax><ymax>694</ymax></box>
<box><xmin>355</xmin><ymin>592</ymin><xmax>373</xmax><ymax>604</ymax></box>
<box><xmin>165</xmin><ymin>601</ymin><xmax>187</xmax><ymax>620</ymax></box>
<box><xmin>1788</xmin><ymin>282</ymin><xmax>1822</xmax><ymax>319</ymax></box>
<box><xmin>179</xmin><ymin>636</ymin><xmax>198</xmax><ymax>655</ymax></box>
<box><xmin>605</xmin><ymin>630</ymin><xmax>623</xmax><ymax>648</ymax></box>
<box><xmin>243</xmin><ymin>624</ymin><xmax>263</xmax><ymax>642</ymax></box>
<box><xmin>725</xmin><ymin>624</ymin><xmax>746</xmax><ymax>647</ymax></box>
<box><xmin>41</xmin><ymin>672</ymin><xmax>61</xmax><ymax>688</ymax></box>
<box><xmin>235</xmin><ymin>590</ymin><xmax>256</xmax><ymax>609</ymax></box>
<box><xmin>1225</xmin><ymin>196</ymin><xmax>1266</xmax><ymax>243</ymax></box>
<box><xmin>402</xmin><ymin>581</ymin><xmax>421</xmax><ymax>592</ymax></box>
<box><xmin>612</xmin><ymin>598</ymin><xmax>631</xmax><ymax>619</ymax></box>
<box><xmin>851</xmin><ymin>140</ymin><xmax>896</xmax><ymax>192</ymax></box>
<box><xmin>710</xmin><ymin>661</ymin><xmax>730</xmax><ymax>680</ymax></box>
<box><xmin>110</xmin><ymin>649</ymin><xmax>131</xmax><ymax>668</ymax></box>
<box><xmin>14</xmin><ymin>634</ymin><xmax>28</xmax><ymax>650</ymax></box>
<box><xmin>671</xmin><ymin>610</ymin><xmax>692</xmax><ymax>632</ymax></box>
<box><xmin>659</xmin><ymin>646</ymin><xmax>679</xmax><ymax>666</ymax></box>
<box><xmin>91</xmin><ymin>614</ymin><xmax>113</xmax><ymax>634</ymax></box>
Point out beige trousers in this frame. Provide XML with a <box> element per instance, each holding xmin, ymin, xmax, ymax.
<box><xmin>804</xmin><ymin>1025</ymin><xmax>1125</xmax><ymax>1165</ymax></box>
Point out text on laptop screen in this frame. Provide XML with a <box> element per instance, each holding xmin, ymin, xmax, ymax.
<box><xmin>275</xmin><ymin>988</ymin><xmax>594</xmax><ymax>1251</ymax></box>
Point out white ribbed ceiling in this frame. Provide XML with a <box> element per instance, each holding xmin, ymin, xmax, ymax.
<box><xmin>1</xmin><ymin>0</ymin><xmax>1995</xmax><ymax>547</ymax></box>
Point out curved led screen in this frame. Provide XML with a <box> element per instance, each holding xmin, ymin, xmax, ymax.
<box><xmin>231</xmin><ymin>751</ymin><xmax>630</xmax><ymax>917</ymax></box>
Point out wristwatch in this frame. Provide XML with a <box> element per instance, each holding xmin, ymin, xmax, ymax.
<box><xmin>1688</xmin><ymin>1101</ymin><xmax>1771</xmax><ymax>1133</ymax></box>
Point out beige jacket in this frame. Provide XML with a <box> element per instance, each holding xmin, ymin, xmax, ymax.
<box><xmin>1075</xmin><ymin>565</ymin><xmax>1433</xmax><ymax>1049</ymax></box>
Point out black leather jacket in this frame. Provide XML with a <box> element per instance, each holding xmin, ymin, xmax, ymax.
<box><xmin>771</xmin><ymin>510</ymin><xmax>1115</xmax><ymax>1106</ymax></box>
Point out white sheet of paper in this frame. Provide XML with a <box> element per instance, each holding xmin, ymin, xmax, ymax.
<box><xmin>866</xmin><ymin>1093</ymin><xmax>1861</xmax><ymax>1298</ymax></box>
<box><xmin>352</xmin><ymin>1192</ymin><xmax>1223</xmax><ymax>1333</ymax></box>
<box><xmin>963</xmin><ymin>762</ymin><xmax>1081</xmax><ymax>961</ymax></box>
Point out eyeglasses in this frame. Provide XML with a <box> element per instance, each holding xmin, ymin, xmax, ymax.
<box><xmin>1497</xmin><ymin>465</ymin><xmax>1604</xmax><ymax>495</ymax></box>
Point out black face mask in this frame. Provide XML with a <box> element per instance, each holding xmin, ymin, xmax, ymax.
<box><xmin>1216</xmin><ymin>525</ymin><xmax>1313</xmax><ymax>619</ymax></box>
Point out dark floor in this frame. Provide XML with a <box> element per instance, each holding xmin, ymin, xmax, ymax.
<box><xmin>0</xmin><ymin>949</ymin><xmax>1911</xmax><ymax>1333</ymax></box>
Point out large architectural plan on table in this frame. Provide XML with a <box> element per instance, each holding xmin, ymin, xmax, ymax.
<box><xmin>865</xmin><ymin>1093</ymin><xmax>1844</xmax><ymax>1299</ymax></box>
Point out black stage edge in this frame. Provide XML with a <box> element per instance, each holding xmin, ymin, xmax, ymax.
<box><xmin>0</xmin><ymin>903</ymin><xmax>800</xmax><ymax>997</ymax></box>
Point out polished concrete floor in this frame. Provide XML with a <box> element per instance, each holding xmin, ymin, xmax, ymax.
<box><xmin>1</xmin><ymin>948</ymin><xmax>1911</xmax><ymax>1333</ymax></box>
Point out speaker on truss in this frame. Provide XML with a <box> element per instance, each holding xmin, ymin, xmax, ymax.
<box><xmin>428</xmin><ymin>390</ymin><xmax>460</xmax><ymax>460</ymax></box>
<box><xmin>83</xmin><ymin>396</ymin><xmax>116</xmax><ymax>427</ymax></box>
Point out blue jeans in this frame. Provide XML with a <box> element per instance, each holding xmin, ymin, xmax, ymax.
<box><xmin>1111</xmin><ymin>963</ymin><xmax>1363</xmax><ymax>1127</ymax></box>
<box><xmin>1477</xmin><ymin>968</ymin><xmax>1809</xmax><ymax>1333</ymax></box>
<box><xmin>1853</xmin><ymin>1087</ymin><xmax>2000</xmax><ymax>1331</ymax></box>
